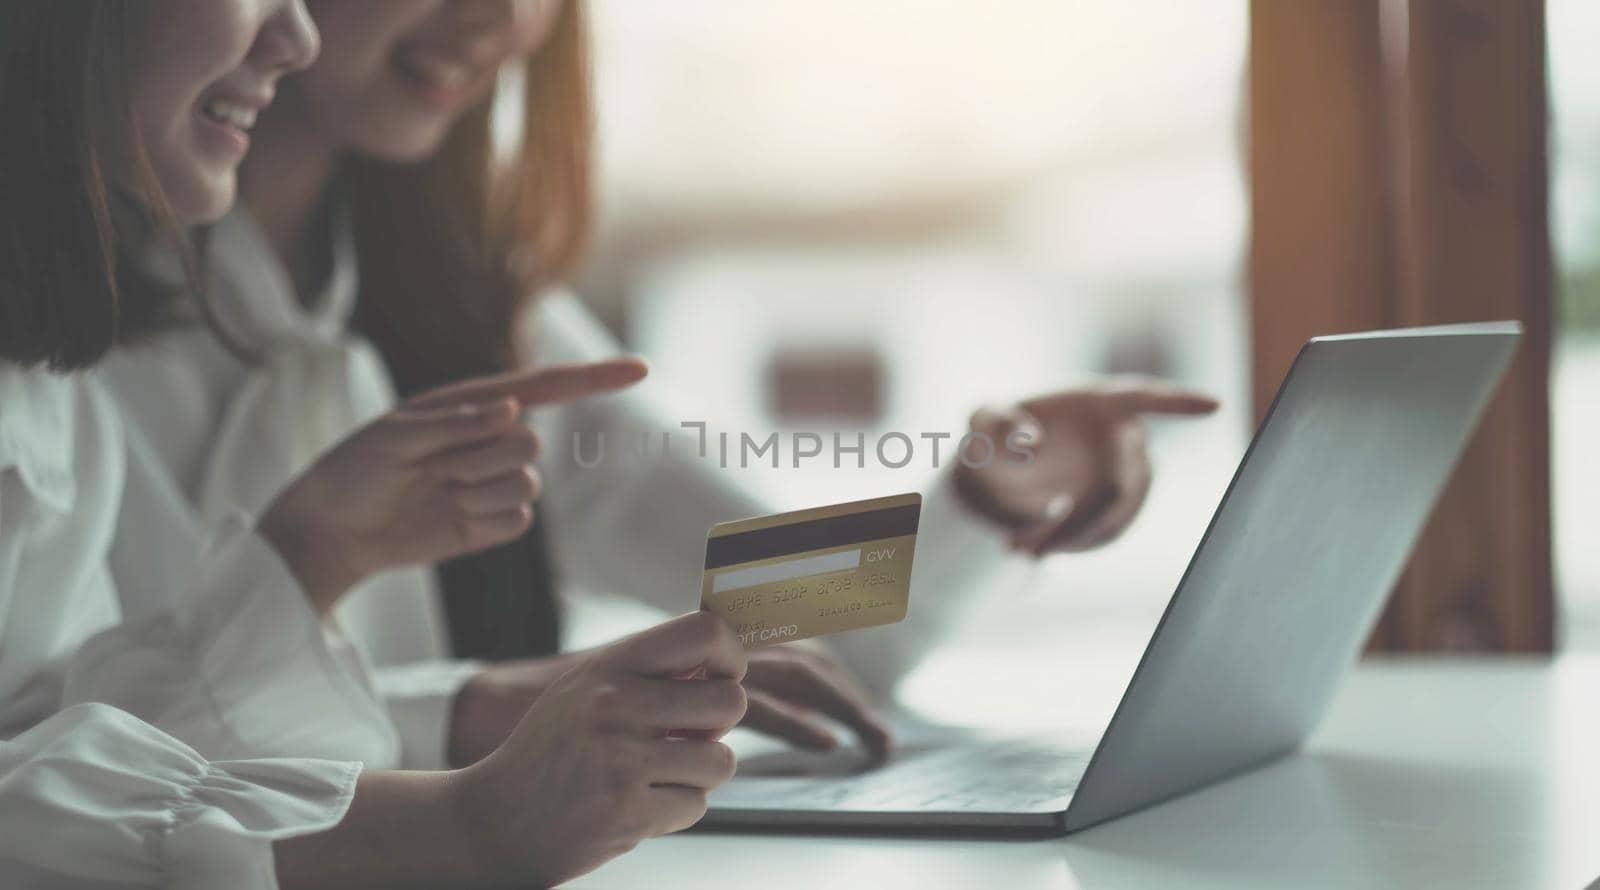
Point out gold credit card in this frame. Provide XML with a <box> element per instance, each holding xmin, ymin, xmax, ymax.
<box><xmin>701</xmin><ymin>493</ymin><xmax>921</xmax><ymax>649</ymax></box>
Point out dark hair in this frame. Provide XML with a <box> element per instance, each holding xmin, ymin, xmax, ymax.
<box><xmin>347</xmin><ymin>0</ymin><xmax>593</xmax><ymax>392</ymax></box>
<box><xmin>342</xmin><ymin>3</ymin><xmax>594</xmax><ymax>662</ymax></box>
<box><xmin>0</xmin><ymin>2</ymin><xmax>184</xmax><ymax>370</ymax></box>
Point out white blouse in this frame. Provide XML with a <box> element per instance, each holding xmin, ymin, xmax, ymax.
<box><xmin>0</xmin><ymin>365</ymin><xmax>371</xmax><ymax>888</ymax></box>
<box><xmin>106</xmin><ymin>205</ymin><xmax>1009</xmax><ymax>768</ymax></box>
<box><xmin>106</xmin><ymin>208</ymin><xmax>472</xmax><ymax>770</ymax></box>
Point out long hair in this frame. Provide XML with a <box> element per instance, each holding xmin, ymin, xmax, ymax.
<box><xmin>0</xmin><ymin>2</ymin><xmax>184</xmax><ymax>370</ymax></box>
<box><xmin>347</xmin><ymin>1</ymin><xmax>593</xmax><ymax>393</ymax></box>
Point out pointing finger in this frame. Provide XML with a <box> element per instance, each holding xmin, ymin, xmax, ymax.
<box><xmin>408</xmin><ymin>357</ymin><xmax>650</xmax><ymax>411</ymax></box>
<box><xmin>1103</xmin><ymin>379</ymin><xmax>1219</xmax><ymax>417</ymax></box>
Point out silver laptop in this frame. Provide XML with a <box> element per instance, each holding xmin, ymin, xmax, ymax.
<box><xmin>701</xmin><ymin>322</ymin><xmax>1521</xmax><ymax>834</ymax></box>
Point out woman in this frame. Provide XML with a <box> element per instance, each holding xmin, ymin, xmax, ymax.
<box><xmin>108</xmin><ymin>0</ymin><xmax>1219</xmax><ymax>768</ymax></box>
<box><xmin>1</xmin><ymin>3</ymin><xmax>747</xmax><ymax>886</ymax></box>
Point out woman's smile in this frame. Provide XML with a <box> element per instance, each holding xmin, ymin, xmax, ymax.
<box><xmin>195</xmin><ymin>89</ymin><xmax>273</xmax><ymax>157</ymax></box>
<box><xmin>392</xmin><ymin>40</ymin><xmax>497</xmax><ymax>110</ymax></box>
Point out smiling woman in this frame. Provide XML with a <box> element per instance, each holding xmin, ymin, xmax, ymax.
<box><xmin>128</xmin><ymin>0</ymin><xmax>319</xmax><ymax>221</ymax></box>
<box><xmin>286</xmin><ymin>0</ymin><xmax>559</xmax><ymax>159</ymax></box>
<box><xmin>235</xmin><ymin>0</ymin><xmax>590</xmax><ymax>392</ymax></box>
<box><xmin>0</xmin><ymin>3</ymin><xmax>756</xmax><ymax>885</ymax></box>
<box><xmin>0</xmin><ymin>1</ymin><xmax>313</xmax><ymax>369</ymax></box>
<box><xmin>237</xmin><ymin>0</ymin><xmax>593</xmax><ymax>661</ymax></box>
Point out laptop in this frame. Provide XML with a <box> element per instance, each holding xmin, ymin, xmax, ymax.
<box><xmin>701</xmin><ymin>321</ymin><xmax>1522</xmax><ymax>834</ymax></box>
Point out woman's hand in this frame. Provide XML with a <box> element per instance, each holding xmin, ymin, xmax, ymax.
<box><xmin>273</xmin><ymin>612</ymin><xmax>743</xmax><ymax>890</ymax></box>
<box><xmin>954</xmin><ymin>377</ymin><xmax>1218</xmax><ymax>555</ymax></box>
<box><xmin>259</xmin><ymin>358</ymin><xmax>648</xmax><ymax>612</ymax></box>
<box><xmin>451</xmin><ymin>612</ymin><xmax>748</xmax><ymax>888</ymax></box>
<box><xmin>741</xmin><ymin>642</ymin><xmax>893</xmax><ymax>758</ymax></box>
<box><xmin>450</xmin><ymin>640</ymin><xmax>893</xmax><ymax>767</ymax></box>
<box><xmin>447</xmin><ymin>650</ymin><xmax>594</xmax><ymax>767</ymax></box>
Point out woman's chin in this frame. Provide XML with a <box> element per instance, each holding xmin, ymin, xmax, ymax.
<box><xmin>164</xmin><ymin>170</ymin><xmax>237</xmax><ymax>226</ymax></box>
<box><xmin>358</xmin><ymin>130</ymin><xmax>451</xmax><ymax>165</ymax></box>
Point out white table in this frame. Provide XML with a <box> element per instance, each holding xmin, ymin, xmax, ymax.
<box><xmin>572</xmin><ymin>657</ymin><xmax>1600</xmax><ymax>889</ymax></box>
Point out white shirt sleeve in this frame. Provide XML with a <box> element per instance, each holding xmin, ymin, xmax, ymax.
<box><xmin>526</xmin><ymin>293</ymin><xmax>1014</xmax><ymax>699</ymax></box>
<box><xmin>107</xmin><ymin>361</ymin><xmax>452</xmax><ymax>769</ymax></box>
<box><xmin>102</xmin><ymin>326</ymin><xmax>467</xmax><ymax>771</ymax></box>
<box><xmin>0</xmin><ymin>703</ymin><xmax>358</xmax><ymax>890</ymax></box>
<box><xmin>0</xmin><ymin>368</ymin><xmax>362</xmax><ymax>888</ymax></box>
<box><xmin>64</xmin><ymin>516</ymin><xmax>401</xmax><ymax>767</ymax></box>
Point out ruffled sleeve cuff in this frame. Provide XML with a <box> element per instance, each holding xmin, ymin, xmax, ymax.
<box><xmin>0</xmin><ymin>704</ymin><xmax>358</xmax><ymax>890</ymax></box>
<box><xmin>64</xmin><ymin>514</ymin><xmax>400</xmax><ymax>766</ymax></box>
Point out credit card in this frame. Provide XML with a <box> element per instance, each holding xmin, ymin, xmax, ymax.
<box><xmin>700</xmin><ymin>493</ymin><xmax>920</xmax><ymax>649</ymax></box>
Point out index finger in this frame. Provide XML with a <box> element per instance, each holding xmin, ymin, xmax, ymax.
<box><xmin>1106</xmin><ymin>381</ymin><xmax>1219</xmax><ymax>416</ymax></box>
<box><xmin>408</xmin><ymin>357</ymin><xmax>650</xmax><ymax>411</ymax></box>
<box><xmin>613</xmin><ymin>612</ymin><xmax>747</xmax><ymax>682</ymax></box>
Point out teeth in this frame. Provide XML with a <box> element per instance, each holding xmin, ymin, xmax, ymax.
<box><xmin>401</xmin><ymin>50</ymin><xmax>475</xmax><ymax>89</ymax></box>
<box><xmin>202</xmin><ymin>100</ymin><xmax>257</xmax><ymax>131</ymax></box>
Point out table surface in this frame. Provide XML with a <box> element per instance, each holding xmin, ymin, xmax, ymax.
<box><xmin>571</xmin><ymin>656</ymin><xmax>1600</xmax><ymax>890</ymax></box>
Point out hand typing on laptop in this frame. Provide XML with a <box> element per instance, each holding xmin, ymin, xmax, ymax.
<box><xmin>447</xmin><ymin>635</ymin><xmax>894</xmax><ymax>767</ymax></box>
<box><xmin>741</xmin><ymin>641</ymin><xmax>894</xmax><ymax>759</ymax></box>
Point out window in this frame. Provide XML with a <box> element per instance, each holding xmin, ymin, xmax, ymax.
<box><xmin>573</xmin><ymin>2</ymin><xmax>1251</xmax><ymax>689</ymax></box>
<box><xmin>1549</xmin><ymin>0</ymin><xmax>1600</xmax><ymax>650</ymax></box>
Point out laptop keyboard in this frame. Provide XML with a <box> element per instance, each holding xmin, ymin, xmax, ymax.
<box><xmin>714</xmin><ymin>734</ymin><xmax>1094</xmax><ymax>813</ymax></box>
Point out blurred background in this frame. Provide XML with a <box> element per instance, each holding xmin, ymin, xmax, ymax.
<box><xmin>553</xmin><ymin>0</ymin><xmax>1594</xmax><ymax>689</ymax></box>
<box><xmin>1549</xmin><ymin>0</ymin><xmax>1600</xmax><ymax>652</ymax></box>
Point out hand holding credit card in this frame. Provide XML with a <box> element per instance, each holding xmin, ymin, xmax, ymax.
<box><xmin>700</xmin><ymin>493</ymin><xmax>920</xmax><ymax>649</ymax></box>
